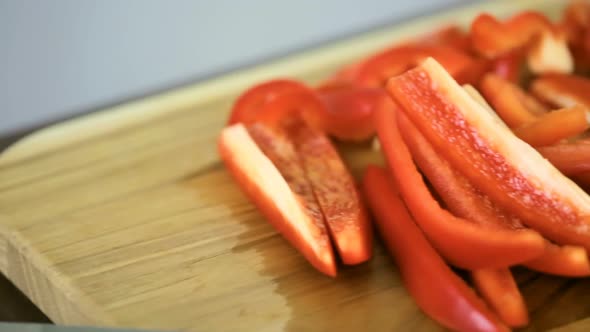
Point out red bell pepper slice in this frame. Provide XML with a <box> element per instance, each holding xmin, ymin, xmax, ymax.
<box><xmin>471</xmin><ymin>268</ymin><xmax>528</xmax><ymax>328</ymax></box>
<box><xmin>284</xmin><ymin>118</ymin><xmax>372</xmax><ymax>264</ymax></box>
<box><xmin>524</xmin><ymin>242</ymin><xmax>590</xmax><ymax>277</ymax></box>
<box><xmin>490</xmin><ymin>49</ymin><xmax>526</xmax><ymax>84</ymax></box>
<box><xmin>228</xmin><ymin>79</ymin><xmax>312</xmax><ymax>125</ymax></box>
<box><xmin>352</xmin><ymin>44</ymin><xmax>479</xmax><ymax>87</ymax></box>
<box><xmin>471</xmin><ymin>12</ymin><xmax>572</xmax><ymax>74</ymax></box>
<box><xmin>512</xmin><ymin>104</ymin><xmax>590</xmax><ymax>147</ymax></box>
<box><xmin>219</xmin><ymin>123</ymin><xmax>336</xmax><ymax>276</ymax></box>
<box><xmin>374</xmin><ymin>95</ymin><xmax>544</xmax><ymax>269</ymax></box>
<box><xmin>536</xmin><ymin>139</ymin><xmax>590</xmax><ymax>176</ymax></box>
<box><xmin>315</xmin><ymin>85</ymin><xmax>386</xmax><ymax>141</ymax></box>
<box><xmin>387</xmin><ymin>57</ymin><xmax>590</xmax><ymax>252</ymax></box>
<box><xmin>531</xmin><ymin>73</ymin><xmax>590</xmax><ymax>108</ymax></box>
<box><xmin>362</xmin><ymin>165</ymin><xmax>508</xmax><ymax>332</ymax></box>
<box><xmin>480</xmin><ymin>74</ymin><xmax>546</xmax><ymax>128</ymax></box>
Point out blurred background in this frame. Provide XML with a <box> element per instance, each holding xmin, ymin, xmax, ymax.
<box><xmin>0</xmin><ymin>0</ymin><xmax>469</xmax><ymax>136</ymax></box>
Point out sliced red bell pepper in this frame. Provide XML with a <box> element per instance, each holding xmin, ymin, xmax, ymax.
<box><xmin>362</xmin><ymin>165</ymin><xmax>508</xmax><ymax>332</ymax></box>
<box><xmin>398</xmin><ymin>108</ymin><xmax>588</xmax><ymax>277</ymax></box>
<box><xmin>471</xmin><ymin>268</ymin><xmax>528</xmax><ymax>328</ymax></box>
<box><xmin>417</xmin><ymin>25</ymin><xmax>471</xmax><ymax>51</ymax></box>
<box><xmin>512</xmin><ymin>104</ymin><xmax>590</xmax><ymax>147</ymax></box>
<box><xmin>531</xmin><ymin>73</ymin><xmax>590</xmax><ymax>108</ymax></box>
<box><xmin>480</xmin><ymin>74</ymin><xmax>546</xmax><ymax>128</ymax></box>
<box><xmin>387</xmin><ymin>57</ymin><xmax>590</xmax><ymax>252</ymax></box>
<box><xmin>490</xmin><ymin>49</ymin><xmax>526</xmax><ymax>84</ymax></box>
<box><xmin>315</xmin><ymin>85</ymin><xmax>386</xmax><ymax>141</ymax></box>
<box><xmin>536</xmin><ymin>139</ymin><xmax>590</xmax><ymax>176</ymax></box>
<box><xmin>284</xmin><ymin>118</ymin><xmax>372</xmax><ymax>265</ymax></box>
<box><xmin>219</xmin><ymin>123</ymin><xmax>336</xmax><ymax>276</ymax></box>
<box><xmin>374</xmin><ymin>95</ymin><xmax>545</xmax><ymax>269</ymax></box>
<box><xmin>228</xmin><ymin>79</ymin><xmax>311</xmax><ymax>125</ymax></box>
<box><xmin>524</xmin><ymin>242</ymin><xmax>590</xmax><ymax>277</ymax></box>
<box><xmin>470</xmin><ymin>12</ymin><xmax>572</xmax><ymax>74</ymax></box>
<box><xmin>352</xmin><ymin>44</ymin><xmax>479</xmax><ymax>88</ymax></box>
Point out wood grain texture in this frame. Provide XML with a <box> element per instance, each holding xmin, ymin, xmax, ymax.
<box><xmin>1</xmin><ymin>0</ymin><xmax>588</xmax><ymax>331</ymax></box>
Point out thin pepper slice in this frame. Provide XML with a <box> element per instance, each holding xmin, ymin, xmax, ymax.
<box><xmin>524</xmin><ymin>242</ymin><xmax>590</xmax><ymax>277</ymax></box>
<box><xmin>374</xmin><ymin>95</ymin><xmax>544</xmax><ymax>269</ymax></box>
<box><xmin>512</xmin><ymin>105</ymin><xmax>590</xmax><ymax>147</ymax></box>
<box><xmin>471</xmin><ymin>269</ymin><xmax>529</xmax><ymax>328</ymax></box>
<box><xmin>362</xmin><ymin>165</ymin><xmax>508</xmax><ymax>332</ymax></box>
<box><xmin>219</xmin><ymin>123</ymin><xmax>336</xmax><ymax>276</ymax></box>
<box><xmin>536</xmin><ymin>139</ymin><xmax>590</xmax><ymax>176</ymax></box>
<box><xmin>387</xmin><ymin>57</ymin><xmax>590</xmax><ymax>251</ymax></box>
<box><xmin>480</xmin><ymin>74</ymin><xmax>546</xmax><ymax>128</ymax></box>
<box><xmin>285</xmin><ymin>118</ymin><xmax>372</xmax><ymax>264</ymax></box>
<box><xmin>531</xmin><ymin>73</ymin><xmax>590</xmax><ymax>108</ymax></box>
<box><xmin>352</xmin><ymin>44</ymin><xmax>479</xmax><ymax>87</ymax></box>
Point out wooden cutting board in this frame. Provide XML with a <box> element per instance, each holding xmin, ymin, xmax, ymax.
<box><xmin>1</xmin><ymin>0</ymin><xmax>589</xmax><ymax>331</ymax></box>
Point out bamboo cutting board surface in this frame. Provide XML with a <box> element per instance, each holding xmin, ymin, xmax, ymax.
<box><xmin>1</xmin><ymin>1</ymin><xmax>590</xmax><ymax>331</ymax></box>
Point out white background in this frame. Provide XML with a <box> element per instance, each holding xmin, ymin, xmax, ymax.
<box><xmin>0</xmin><ymin>0</ymin><xmax>467</xmax><ymax>134</ymax></box>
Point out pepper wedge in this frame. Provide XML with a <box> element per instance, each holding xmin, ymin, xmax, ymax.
<box><xmin>374</xmin><ymin>95</ymin><xmax>544</xmax><ymax>269</ymax></box>
<box><xmin>219</xmin><ymin>123</ymin><xmax>336</xmax><ymax>276</ymax></box>
<box><xmin>471</xmin><ymin>268</ymin><xmax>528</xmax><ymax>328</ymax></box>
<box><xmin>387</xmin><ymin>57</ymin><xmax>590</xmax><ymax>251</ymax></box>
<box><xmin>362</xmin><ymin>165</ymin><xmax>508</xmax><ymax>332</ymax></box>
<box><xmin>284</xmin><ymin>118</ymin><xmax>373</xmax><ymax>264</ymax></box>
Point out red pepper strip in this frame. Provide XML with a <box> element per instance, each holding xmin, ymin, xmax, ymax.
<box><xmin>352</xmin><ymin>45</ymin><xmax>478</xmax><ymax>87</ymax></box>
<box><xmin>315</xmin><ymin>85</ymin><xmax>386</xmax><ymax>141</ymax></box>
<box><xmin>375</xmin><ymin>96</ymin><xmax>544</xmax><ymax>269</ymax></box>
<box><xmin>399</xmin><ymin>110</ymin><xmax>589</xmax><ymax>277</ymax></box>
<box><xmin>471</xmin><ymin>268</ymin><xmax>528</xmax><ymax>328</ymax></box>
<box><xmin>362</xmin><ymin>165</ymin><xmax>508</xmax><ymax>332</ymax></box>
<box><xmin>387</xmin><ymin>57</ymin><xmax>590</xmax><ymax>251</ymax></box>
<box><xmin>228</xmin><ymin>79</ymin><xmax>311</xmax><ymax>125</ymax></box>
<box><xmin>531</xmin><ymin>73</ymin><xmax>590</xmax><ymax>109</ymax></box>
<box><xmin>480</xmin><ymin>74</ymin><xmax>546</xmax><ymax>128</ymax></box>
<box><xmin>523</xmin><ymin>242</ymin><xmax>590</xmax><ymax>277</ymax></box>
<box><xmin>490</xmin><ymin>49</ymin><xmax>526</xmax><ymax>84</ymax></box>
<box><xmin>284</xmin><ymin>118</ymin><xmax>372</xmax><ymax>264</ymax></box>
<box><xmin>513</xmin><ymin>105</ymin><xmax>590</xmax><ymax>147</ymax></box>
<box><xmin>218</xmin><ymin>123</ymin><xmax>336</xmax><ymax>276</ymax></box>
<box><xmin>470</xmin><ymin>12</ymin><xmax>572</xmax><ymax>74</ymax></box>
<box><xmin>416</xmin><ymin>24</ymin><xmax>472</xmax><ymax>51</ymax></box>
<box><xmin>536</xmin><ymin>139</ymin><xmax>590</xmax><ymax>176</ymax></box>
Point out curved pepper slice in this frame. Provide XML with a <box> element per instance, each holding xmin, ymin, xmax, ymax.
<box><xmin>315</xmin><ymin>85</ymin><xmax>386</xmax><ymax>141</ymax></box>
<box><xmin>490</xmin><ymin>49</ymin><xmax>526</xmax><ymax>84</ymax></box>
<box><xmin>375</xmin><ymin>95</ymin><xmax>544</xmax><ymax>269</ymax></box>
<box><xmin>362</xmin><ymin>165</ymin><xmax>508</xmax><ymax>332</ymax></box>
<box><xmin>531</xmin><ymin>73</ymin><xmax>590</xmax><ymax>108</ymax></box>
<box><xmin>470</xmin><ymin>12</ymin><xmax>572</xmax><ymax>74</ymax></box>
<box><xmin>387</xmin><ymin>57</ymin><xmax>590</xmax><ymax>252</ymax></box>
<box><xmin>219</xmin><ymin>123</ymin><xmax>336</xmax><ymax>276</ymax></box>
<box><xmin>285</xmin><ymin>118</ymin><xmax>372</xmax><ymax>264</ymax></box>
<box><xmin>536</xmin><ymin>139</ymin><xmax>590</xmax><ymax>176</ymax></box>
<box><xmin>480</xmin><ymin>74</ymin><xmax>546</xmax><ymax>128</ymax></box>
<box><xmin>512</xmin><ymin>105</ymin><xmax>590</xmax><ymax>147</ymax></box>
<box><xmin>524</xmin><ymin>242</ymin><xmax>590</xmax><ymax>277</ymax></box>
<box><xmin>352</xmin><ymin>45</ymin><xmax>480</xmax><ymax>87</ymax></box>
<box><xmin>228</xmin><ymin>79</ymin><xmax>311</xmax><ymax>125</ymax></box>
<box><xmin>471</xmin><ymin>269</ymin><xmax>528</xmax><ymax>328</ymax></box>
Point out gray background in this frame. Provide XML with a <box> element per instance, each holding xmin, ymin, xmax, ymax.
<box><xmin>0</xmin><ymin>0</ymin><xmax>465</xmax><ymax>135</ymax></box>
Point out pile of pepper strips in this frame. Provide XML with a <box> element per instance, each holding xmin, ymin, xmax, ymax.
<box><xmin>219</xmin><ymin>2</ymin><xmax>590</xmax><ymax>331</ymax></box>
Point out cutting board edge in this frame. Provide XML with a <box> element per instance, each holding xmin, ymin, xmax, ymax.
<box><xmin>0</xmin><ymin>217</ymin><xmax>116</xmax><ymax>326</ymax></box>
<box><xmin>0</xmin><ymin>0</ymin><xmax>559</xmax><ymax>167</ymax></box>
